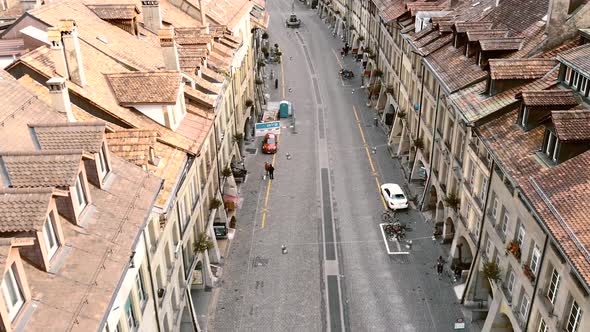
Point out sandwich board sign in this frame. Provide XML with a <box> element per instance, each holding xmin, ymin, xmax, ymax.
<box><xmin>255</xmin><ymin>121</ymin><xmax>281</xmax><ymax>137</ymax></box>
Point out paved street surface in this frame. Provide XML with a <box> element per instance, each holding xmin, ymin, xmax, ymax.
<box><xmin>210</xmin><ymin>1</ymin><xmax>471</xmax><ymax>331</ymax></box>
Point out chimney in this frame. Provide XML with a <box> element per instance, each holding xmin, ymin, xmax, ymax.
<box><xmin>159</xmin><ymin>28</ymin><xmax>180</xmax><ymax>70</ymax></box>
<box><xmin>142</xmin><ymin>0</ymin><xmax>162</xmax><ymax>34</ymax></box>
<box><xmin>59</xmin><ymin>20</ymin><xmax>86</xmax><ymax>87</ymax></box>
<box><xmin>46</xmin><ymin>77</ymin><xmax>76</xmax><ymax>122</ymax></box>
<box><xmin>198</xmin><ymin>0</ymin><xmax>209</xmax><ymax>34</ymax></box>
<box><xmin>545</xmin><ymin>0</ymin><xmax>578</xmax><ymax>49</ymax></box>
<box><xmin>47</xmin><ymin>27</ymin><xmax>68</xmax><ymax>79</ymax></box>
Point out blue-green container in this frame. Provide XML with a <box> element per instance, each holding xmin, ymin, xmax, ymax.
<box><xmin>279</xmin><ymin>101</ymin><xmax>289</xmax><ymax>118</ymax></box>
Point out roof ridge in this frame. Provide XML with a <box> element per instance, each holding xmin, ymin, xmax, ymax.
<box><xmin>0</xmin><ymin>149</ymin><xmax>84</xmax><ymax>156</ymax></box>
<box><xmin>0</xmin><ymin>187</ymin><xmax>55</xmax><ymax>194</ymax></box>
<box><xmin>28</xmin><ymin>121</ymin><xmax>106</xmax><ymax>128</ymax></box>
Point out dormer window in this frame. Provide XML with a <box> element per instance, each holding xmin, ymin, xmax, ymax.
<box><xmin>542</xmin><ymin>130</ymin><xmax>559</xmax><ymax>162</ymax></box>
<box><xmin>74</xmin><ymin>173</ymin><xmax>88</xmax><ymax>211</ymax></box>
<box><xmin>1</xmin><ymin>264</ymin><xmax>24</xmax><ymax>321</ymax></box>
<box><xmin>43</xmin><ymin>212</ymin><xmax>59</xmax><ymax>260</ymax></box>
<box><xmin>98</xmin><ymin>144</ymin><xmax>110</xmax><ymax>177</ymax></box>
<box><xmin>519</xmin><ymin>106</ymin><xmax>528</xmax><ymax>128</ymax></box>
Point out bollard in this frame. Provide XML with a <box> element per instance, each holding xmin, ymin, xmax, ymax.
<box><xmin>374</xmin><ymin>117</ymin><xmax>378</xmax><ymax>127</ymax></box>
<box><xmin>281</xmin><ymin>245</ymin><xmax>288</xmax><ymax>254</ymax></box>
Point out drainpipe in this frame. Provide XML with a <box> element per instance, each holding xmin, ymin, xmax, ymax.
<box><xmin>461</xmin><ymin>159</ymin><xmax>495</xmax><ymax>304</ymax></box>
<box><xmin>409</xmin><ymin>65</ymin><xmax>426</xmax><ymax>181</ymax></box>
<box><xmin>419</xmin><ymin>84</ymin><xmax>440</xmax><ymax>211</ymax></box>
<box><xmin>212</xmin><ymin>120</ymin><xmax>223</xmax><ymax>190</ymax></box>
<box><xmin>524</xmin><ymin>233</ymin><xmax>549</xmax><ymax>331</ymax></box>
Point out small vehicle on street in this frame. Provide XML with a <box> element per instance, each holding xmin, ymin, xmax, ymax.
<box><xmin>381</xmin><ymin>183</ymin><xmax>408</xmax><ymax>210</ymax></box>
<box><xmin>262</xmin><ymin>133</ymin><xmax>278</xmax><ymax>154</ymax></box>
<box><xmin>286</xmin><ymin>14</ymin><xmax>301</xmax><ymax>28</ymax></box>
<box><xmin>339</xmin><ymin>68</ymin><xmax>354</xmax><ymax>79</ymax></box>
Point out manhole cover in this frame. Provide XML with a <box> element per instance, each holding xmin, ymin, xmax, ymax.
<box><xmin>253</xmin><ymin>256</ymin><xmax>269</xmax><ymax>267</ymax></box>
<box><xmin>389</xmin><ymin>254</ymin><xmax>412</xmax><ymax>264</ymax></box>
<box><xmin>246</xmin><ymin>148</ymin><xmax>257</xmax><ymax>155</ymax></box>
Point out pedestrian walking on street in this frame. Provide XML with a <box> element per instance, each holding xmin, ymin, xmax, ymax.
<box><xmin>275</xmin><ymin>78</ymin><xmax>278</xmax><ymax>89</ymax></box>
<box><xmin>268</xmin><ymin>163</ymin><xmax>275</xmax><ymax>180</ymax></box>
<box><xmin>436</xmin><ymin>256</ymin><xmax>445</xmax><ymax>279</ymax></box>
<box><xmin>264</xmin><ymin>162</ymin><xmax>270</xmax><ymax>179</ymax></box>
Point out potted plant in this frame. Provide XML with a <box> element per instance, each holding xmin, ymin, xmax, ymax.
<box><xmin>245</xmin><ymin>99</ymin><xmax>254</xmax><ymax>107</ymax></box>
<box><xmin>523</xmin><ymin>263</ymin><xmax>536</xmax><ymax>282</ymax></box>
<box><xmin>443</xmin><ymin>192</ymin><xmax>460</xmax><ymax>210</ymax></box>
<box><xmin>209</xmin><ymin>198</ymin><xmax>222</xmax><ymax>210</ymax></box>
<box><xmin>262</xmin><ymin>32</ymin><xmax>269</xmax><ymax>39</ymax></box>
<box><xmin>194</xmin><ymin>232</ymin><xmax>214</xmax><ymax>253</ymax></box>
<box><xmin>233</xmin><ymin>132</ymin><xmax>244</xmax><ymax>143</ymax></box>
<box><xmin>396</xmin><ymin>111</ymin><xmax>406</xmax><ymax>119</ymax></box>
<box><xmin>230</xmin><ymin>215</ymin><xmax>237</xmax><ymax>228</ymax></box>
<box><xmin>255</xmin><ymin>78</ymin><xmax>264</xmax><ymax>85</ymax></box>
<box><xmin>222</xmin><ymin>167</ymin><xmax>232</xmax><ymax>177</ymax></box>
<box><xmin>506</xmin><ymin>240</ymin><xmax>521</xmax><ymax>260</ymax></box>
<box><xmin>349</xmin><ymin>26</ymin><xmax>356</xmax><ymax>31</ymax></box>
<box><xmin>372</xmin><ymin>69</ymin><xmax>383</xmax><ymax>77</ymax></box>
<box><xmin>482</xmin><ymin>261</ymin><xmax>501</xmax><ymax>282</ymax></box>
<box><xmin>257</xmin><ymin>60</ymin><xmax>266</xmax><ymax>69</ymax></box>
<box><xmin>412</xmin><ymin>137</ymin><xmax>424</xmax><ymax>150</ymax></box>
<box><xmin>357</xmin><ymin>36</ymin><xmax>365</xmax><ymax>42</ymax></box>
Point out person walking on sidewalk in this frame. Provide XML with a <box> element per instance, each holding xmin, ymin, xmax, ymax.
<box><xmin>436</xmin><ymin>256</ymin><xmax>445</xmax><ymax>279</ymax></box>
<box><xmin>268</xmin><ymin>163</ymin><xmax>275</xmax><ymax>180</ymax></box>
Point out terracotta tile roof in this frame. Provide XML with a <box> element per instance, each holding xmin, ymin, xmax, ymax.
<box><xmin>540</xmin><ymin>36</ymin><xmax>584</xmax><ymax>59</ymax></box>
<box><xmin>438</xmin><ymin>21</ymin><xmax>455</xmax><ymax>32</ymax></box>
<box><xmin>489</xmin><ymin>58</ymin><xmax>558</xmax><ymax>80</ymax></box>
<box><xmin>529</xmin><ymin>150</ymin><xmax>590</xmax><ymax>286</ymax></box>
<box><xmin>0</xmin><ymin>4</ymin><xmax>24</xmax><ymax>19</ymax></box>
<box><xmin>184</xmin><ymin>85</ymin><xmax>216</xmax><ymax>108</ymax></box>
<box><xmin>519</xmin><ymin>90</ymin><xmax>579</xmax><ymax>108</ymax></box>
<box><xmin>195</xmin><ymin>75</ymin><xmax>221</xmax><ymax>94</ymax></box>
<box><xmin>482</xmin><ymin>0</ymin><xmax>549</xmax><ymax>34</ymax></box>
<box><xmin>0</xmin><ymin>150</ymin><xmax>83</xmax><ymax>188</ymax></box>
<box><xmin>29</xmin><ymin>0</ymin><xmax>164</xmax><ymax>71</ymax></box>
<box><xmin>466</xmin><ymin>30</ymin><xmax>509</xmax><ymax>42</ymax></box>
<box><xmin>551</xmin><ymin>110</ymin><xmax>590</xmax><ymax>142</ymax></box>
<box><xmin>199</xmin><ymin>65</ymin><xmax>224</xmax><ymax>83</ymax></box>
<box><xmin>22</xmin><ymin>156</ymin><xmax>161</xmax><ymax>331</ymax></box>
<box><xmin>0</xmin><ymin>38</ymin><xmax>25</xmax><ymax>57</ymax></box>
<box><xmin>424</xmin><ymin>41</ymin><xmax>487</xmax><ymax>93</ymax></box>
<box><xmin>557</xmin><ymin>44</ymin><xmax>590</xmax><ymax>76</ymax></box>
<box><xmin>477</xmin><ymin>110</ymin><xmax>590</xmax><ymax>287</ymax></box>
<box><xmin>106</xmin><ymin>129</ymin><xmax>158</xmax><ymax>166</ymax></box>
<box><xmin>207</xmin><ymin>50</ymin><xmax>232</xmax><ymax>71</ymax></box>
<box><xmin>29</xmin><ymin>122</ymin><xmax>107</xmax><ymax>153</ymax></box>
<box><xmin>153</xmin><ymin>0</ymin><xmax>202</xmax><ymax>27</ymax></box>
<box><xmin>414</xmin><ymin>30</ymin><xmax>442</xmax><ymax>48</ymax></box>
<box><xmin>178</xmin><ymin>44</ymin><xmax>209</xmax><ymax>58</ymax></box>
<box><xmin>479</xmin><ymin>37</ymin><xmax>524</xmax><ymax>51</ymax></box>
<box><xmin>411</xmin><ymin>25</ymin><xmax>435</xmax><ymax>41</ymax></box>
<box><xmin>0</xmin><ymin>188</ymin><xmax>55</xmax><ymax>232</ymax></box>
<box><xmin>0</xmin><ymin>71</ymin><xmax>66</xmax><ymax>152</ymax></box>
<box><xmin>406</xmin><ymin>0</ymin><xmax>448</xmax><ymax>15</ymax></box>
<box><xmin>106</xmin><ymin>71</ymin><xmax>182</xmax><ymax>105</ymax></box>
<box><xmin>454</xmin><ymin>21</ymin><xmax>493</xmax><ymax>33</ymax></box>
<box><xmin>449</xmin><ymin>66</ymin><xmax>559</xmax><ymax>124</ymax></box>
<box><xmin>418</xmin><ymin>33</ymin><xmax>453</xmax><ymax>56</ymax></box>
<box><xmin>86</xmin><ymin>4</ymin><xmax>140</xmax><ymax>20</ymax></box>
<box><xmin>176</xmin><ymin>110</ymin><xmax>213</xmax><ymax>151</ymax></box>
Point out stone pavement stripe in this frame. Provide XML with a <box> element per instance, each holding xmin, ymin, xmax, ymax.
<box><xmin>260</xmin><ymin>153</ymin><xmax>277</xmax><ymax>229</ymax></box>
<box><xmin>327</xmin><ymin>275</ymin><xmax>343</xmax><ymax>332</ymax></box>
<box><xmin>322</xmin><ymin>167</ymin><xmax>335</xmax><ymax>260</ymax></box>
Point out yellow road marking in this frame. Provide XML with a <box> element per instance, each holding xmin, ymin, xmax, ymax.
<box><xmin>261</xmin><ymin>153</ymin><xmax>277</xmax><ymax>229</ymax></box>
<box><xmin>281</xmin><ymin>56</ymin><xmax>286</xmax><ymax>98</ymax></box>
<box><xmin>352</xmin><ymin>105</ymin><xmax>388</xmax><ymax>210</ymax></box>
<box><xmin>332</xmin><ymin>49</ymin><xmax>343</xmax><ymax>69</ymax></box>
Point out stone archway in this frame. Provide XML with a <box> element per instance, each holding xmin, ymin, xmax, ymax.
<box><xmin>454</xmin><ymin>235</ymin><xmax>475</xmax><ymax>272</ymax></box>
<box><xmin>490</xmin><ymin>312</ymin><xmax>514</xmax><ymax>331</ymax></box>
<box><xmin>443</xmin><ymin>216</ymin><xmax>455</xmax><ymax>241</ymax></box>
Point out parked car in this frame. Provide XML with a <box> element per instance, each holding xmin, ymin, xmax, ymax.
<box><xmin>380</xmin><ymin>183</ymin><xmax>408</xmax><ymax>210</ymax></box>
<box><xmin>262</xmin><ymin>133</ymin><xmax>278</xmax><ymax>154</ymax></box>
<box><xmin>286</xmin><ymin>14</ymin><xmax>301</xmax><ymax>28</ymax></box>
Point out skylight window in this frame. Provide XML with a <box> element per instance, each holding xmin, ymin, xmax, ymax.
<box><xmin>472</xmin><ymin>2</ymin><xmax>481</xmax><ymax>7</ymax></box>
<box><xmin>96</xmin><ymin>35</ymin><xmax>109</xmax><ymax>44</ymax></box>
